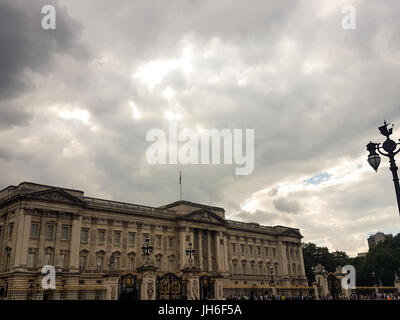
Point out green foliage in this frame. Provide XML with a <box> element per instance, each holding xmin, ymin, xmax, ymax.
<box><xmin>302</xmin><ymin>234</ymin><xmax>400</xmax><ymax>286</ymax></box>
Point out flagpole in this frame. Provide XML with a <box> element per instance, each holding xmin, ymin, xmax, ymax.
<box><xmin>180</xmin><ymin>171</ymin><xmax>183</xmax><ymax>200</ymax></box>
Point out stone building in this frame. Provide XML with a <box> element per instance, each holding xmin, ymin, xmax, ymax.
<box><xmin>0</xmin><ymin>182</ymin><xmax>308</xmax><ymax>300</ymax></box>
<box><xmin>367</xmin><ymin>232</ymin><xmax>393</xmax><ymax>250</ymax></box>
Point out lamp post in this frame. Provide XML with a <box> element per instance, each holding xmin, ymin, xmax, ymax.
<box><xmin>185</xmin><ymin>242</ymin><xmax>196</xmax><ymax>265</ymax></box>
<box><xmin>141</xmin><ymin>237</ymin><xmax>154</xmax><ymax>265</ymax></box>
<box><xmin>269</xmin><ymin>266</ymin><xmax>275</xmax><ymax>285</ymax></box>
<box><xmin>366</xmin><ymin>121</ymin><xmax>400</xmax><ymax>215</ymax></box>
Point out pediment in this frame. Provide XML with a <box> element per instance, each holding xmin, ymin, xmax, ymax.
<box><xmin>26</xmin><ymin>188</ymin><xmax>84</xmax><ymax>204</ymax></box>
<box><xmin>179</xmin><ymin>208</ymin><xmax>226</xmax><ymax>225</ymax></box>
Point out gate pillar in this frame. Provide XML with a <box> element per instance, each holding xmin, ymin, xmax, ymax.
<box><xmin>214</xmin><ymin>277</ymin><xmax>224</xmax><ymax>300</ymax></box>
<box><xmin>104</xmin><ymin>276</ymin><xmax>119</xmax><ymax>300</ymax></box>
<box><xmin>137</xmin><ymin>265</ymin><xmax>158</xmax><ymax>300</ymax></box>
<box><xmin>181</xmin><ymin>266</ymin><xmax>200</xmax><ymax>299</ymax></box>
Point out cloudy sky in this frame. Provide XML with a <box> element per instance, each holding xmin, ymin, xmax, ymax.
<box><xmin>1</xmin><ymin>0</ymin><xmax>400</xmax><ymax>256</ymax></box>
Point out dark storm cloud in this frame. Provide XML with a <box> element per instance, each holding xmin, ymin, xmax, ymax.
<box><xmin>0</xmin><ymin>0</ymin><xmax>89</xmax><ymax>102</ymax></box>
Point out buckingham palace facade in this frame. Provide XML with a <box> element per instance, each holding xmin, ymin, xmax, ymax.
<box><xmin>0</xmin><ymin>182</ymin><xmax>309</xmax><ymax>300</ymax></box>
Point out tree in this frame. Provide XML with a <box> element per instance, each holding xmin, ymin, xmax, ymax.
<box><xmin>302</xmin><ymin>234</ymin><xmax>400</xmax><ymax>287</ymax></box>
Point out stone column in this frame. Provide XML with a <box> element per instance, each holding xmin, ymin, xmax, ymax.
<box><xmin>207</xmin><ymin>230</ymin><xmax>212</xmax><ymax>272</ymax></box>
<box><xmin>277</xmin><ymin>240</ymin><xmax>288</xmax><ymax>275</ymax></box>
<box><xmin>15</xmin><ymin>210</ymin><xmax>31</xmax><ymax>269</ymax></box>
<box><xmin>37</xmin><ymin>215</ymin><xmax>47</xmax><ymax>269</ymax></box>
<box><xmin>179</xmin><ymin>227</ymin><xmax>186</xmax><ymax>269</ymax></box>
<box><xmin>198</xmin><ymin>230</ymin><xmax>203</xmax><ymax>271</ymax></box>
<box><xmin>298</xmin><ymin>245</ymin><xmax>306</xmax><ymax>276</ymax></box>
<box><xmin>223</xmin><ymin>234</ymin><xmax>229</xmax><ymax>273</ymax></box>
<box><xmin>215</xmin><ymin>232</ymin><xmax>221</xmax><ymax>272</ymax></box>
<box><xmin>69</xmin><ymin>214</ymin><xmax>82</xmax><ymax>271</ymax></box>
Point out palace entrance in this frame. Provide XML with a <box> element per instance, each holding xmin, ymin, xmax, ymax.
<box><xmin>156</xmin><ymin>273</ymin><xmax>183</xmax><ymax>300</ymax></box>
<box><xmin>327</xmin><ymin>274</ymin><xmax>341</xmax><ymax>299</ymax></box>
<box><xmin>119</xmin><ymin>274</ymin><xmax>139</xmax><ymax>300</ymax></box>
<box><xmin>199</xmin><ymin>276</ymin><xmax>215</xmax><ymax>300</ymax></box>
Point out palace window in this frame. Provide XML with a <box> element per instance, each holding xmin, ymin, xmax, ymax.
<box><xmin>250</xmin><ymin>261</ymin><xmax>255</xmax><ymax>274</ymax></box>
<box><xmin>114</xmin><ymin>231</ymin><xmax>121</xmax><ymax>245</ymax></box>
<box><xmin>61</xmin><ymin>226</ymin><xmax>70</xmax><ymax>241</ymax></box>
<box><xmin>265</xmin><ymin>247</ymin><xmax>269</xmax><ymax>257</ymax></box>
<box><xmin>249</xmin><ymin>245</ymin><xmax>253</xmax><ymax>256</ymax></box>
<box><xmin>258</xmin><ymin>261</ymin><xmax>263</xmax><ymax>274</ymax></box>
<box><xmin>44</xmin><ymin>247</ymin><xmax>54</xmax><ymax>266</ymax></box>
<box><xmin>59</xmin><ymin>250</ymin><xmax>69</xmax><ymax>269</ymax></box>
<box><xmin>128</xmin><ymin>253</ymin><xmax>136</xmax><ymax>271</ymax></box>
<box><xmin>241</xmin><ymin>261</ymin><xmax>246</xmax><ymax>274</ymax></box>
<box><xmin>257</xmin><ymin>246</ymin><xmax>261</xmax><ymax>256</ymax></box>
<box><xmin>81</xmin><ymin>229</ymin><xmax>89</xmax><ymax>243</ymax></box>
<box><xmin>240</xmin><ymin>244</ymin><xmax>244</xmax><ymax>254</ymax></box>
<box><xmin>155</xmin><ymin>254</ymin><xmax>162</xmax><ymax>269</ymax></box>
<box><xmin>168</xmin><ymin>237</ymin><xmax>174</xmax><ymax>248</ymax></box>
<box><xmin>98</xmin><ymin>230</ymin><xmax>105</xmax><ymax>244</ymax></box>
<box><xmin>5</xmin><ymin>248</ymin><xmax>12</xmax><ymax>270</ymax></box>
<box><xmin>156</xmin><ymin>235</ymin><xmax>162</xmax><ymax>248</ymax></box>
<box><xmin>231</xmin><ymin>243</ymin><xmax>236</xmax><ymax>254</ymax></box>
<box><xmin>232</xmin><ymin>260</ymin><xmax>238</xmax><ymax>274</ymax></box>
<box><xmin>272</xmin><ymin>248</ymin><xmax>276</xmax><ymax>258</ymax></box>
<box><xmin>96</xmin><ymin>251</ymin><xmax>105</xmax><ymax>272</ymax></box>
<box><xmin>46</xmin><ymin>225</ymin><xmax>54</xmax><ymax>240</ymax></box>
<box><xmin>168</xmin><ymin>256</ymin><xmax>175</xmax><ymax>271</ymax></box>
<box><xmin>110</xmin><ymin>252</ymin><xmax>120</xmax><ymax>271</ymax></box>
<box><xmin>30</xmin><ymin>223</ymin><xmax>39</xmax><ymax>239</ymax></box>
<box><xmin>129</xmin><ymin>232</ymin><xmax>135</xmax><ymax>246</ymax></box>
<box><xmin>8</xmin><ymin>223</ymin><xmax>14</xmax><ymax>240</ymax></box>
<box><xmin>79</xmin><ymin>251</ymin><xmax>88</xmax><ymax>271</ymax></box>
<box><xmin>27</xmin><ymin>248</ymin><xmax>37</xmax><ymax>269</ymax></box>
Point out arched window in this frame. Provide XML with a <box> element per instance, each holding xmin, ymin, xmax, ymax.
<box><xmin>241</xmin><ymin>260</ymin><xmax>247</xmax><ymax>275</ymax></box>
<box><xmin>96</xmin><ymin>250</ymin><xmax>105</xmax><ymax>272</ymax></box>
<box><xmin>127</xmin><ymin>252</ymin><xmax>136</xmax><ymax>271</ymax></box>
<box><xmin>232</xmin><ymin>259</ymin><xmax>238</xmax><ymax>274</ymax></box>
<box><xmin>110</xmin><ymin>251</ymin><xmax>121</xmax><ymax>271</ymax></box>
<box><xmin>155</xmin><ymin>253</ymin><xmax>162</xmax><ymax>269</ymax></box>
<box><xmin>168</xmin><ymin>255</ymin><xmax>175</xmax><ymax>272</ymax></box>
<box><xmin>79</xmin><ymin>250</ymin><xmax>89</xmax><ymax>271</ymax></box>
<box><xmin>27</xmin><ymin>248</ymin><xmax>37</xmax><ymax>270</ymax></box>
<box><xmin>258</xmin><ymin>261</ymin><xmax>263</xmax><ymax>274</ymax></box>
<box><xmin>250</xmin><ymin>260</ymin><xmax>255</xmax><ymax>274</ymax></box>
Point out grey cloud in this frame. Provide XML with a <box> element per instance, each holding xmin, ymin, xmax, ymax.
<box><xmin>1</xmin><ymin>0</ymin><xmax>400</xmax><ymax>255</ymax></box>
<box><xmin>0</xmin><ymin>0</ymin><xmax>89</xmax><ymax>102</ymax></box>
<box><xmin>273</xmin><ymin>197</ymin><xmax>301</xmax><ymax>214</ymax></box>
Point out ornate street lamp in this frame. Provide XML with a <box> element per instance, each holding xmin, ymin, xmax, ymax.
<box><xmin>366</xmin><ymin>121</ymin><xmax>400</xmax><ymax>215</ymax></box>
<box><xmin>185</xmin><ymin>242</ymin><xmax>195</xmax><ymax>265</ymax></box>
<box><xmin>269</xmin><ymin>266</ymin><xmax>275</xmax><ymax>285</ymax></box>
<box><xmin>141</xmin><ymin>237</ymin><xmax>154</xmax><ymax>265</ymax></box>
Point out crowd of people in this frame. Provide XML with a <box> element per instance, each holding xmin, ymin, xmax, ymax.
<box><xmin>223</xmin><ymin>292</ymin><xmax>400</xmax><ymax>300</ymax></box>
